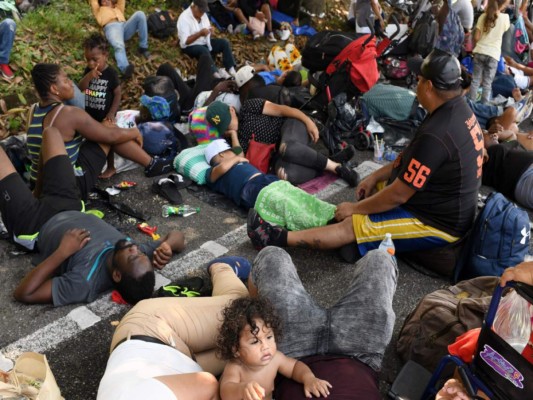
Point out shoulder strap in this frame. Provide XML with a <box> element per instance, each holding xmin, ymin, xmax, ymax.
<box><xmin>25</xmin><ymin>102</ymin><xmax>38</xmax><ymax>133</ymax></box>
<box><xmin>48</xmin><ymin>103</ymin><xmax>65</xmax><ymax>128</ymax></box>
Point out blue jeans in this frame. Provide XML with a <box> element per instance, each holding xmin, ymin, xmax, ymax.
<box><xmin>469</xmin><ymin>53</ymin><xmax>499</xmax><ymax>104</ymax></box>
<box><xmin>182</xmin><ymin>38</ymin><xmax>236</xmax><ymax>71</ymax></box>
<box><xmin>104</xmin><ymin>11</ymin><xmax>148</xmax><ymax>72</ymax></box>
<box><xmin>0</xmin><ymin>18</ymin><xmax>16</xmax><ymax>64</ymax></box>
<box><xmin>250</xmin><ymin>247</ymin><xmax>398</xmax><ymax>371</ymax></box>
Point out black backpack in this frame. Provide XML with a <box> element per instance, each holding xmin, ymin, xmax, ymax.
<box><xmin>302</xmin><ymin>31</ymin><xmax>357</xmax><ymax>72</ymax></box>
<box><xmin>147</xmin><ymin>10</ymin><xmax>176</xmax><ymax>39</ymax></box>
<box><xmin>409</xmin><ymin>11</ymin><xmax>438</xmax><ymax>57</ymax></box>
<box><xmin>142</xmin><ymin>75</ymin><xmax>180</xmax><ymax>123</ymax></box>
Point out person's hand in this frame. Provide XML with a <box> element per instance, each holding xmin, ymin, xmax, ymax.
<box><xmin>200</xmin><ymin>27</ymin><xmax>211</xmax><ymax>36</ymax></box>
<box><xmin>335</xmin><ymin>202</ymin><xmax>356</xmax><ymax>221</ymax></box>
<box><xmin>59</xmin><ymin>229</ymin><xmax>91</xmax><ymax>258</ymax></box>
<box><xmin>303</xmin><ymin>376</ymin><xmax>332</xmax><ymax>398</ymax></box>
<box><xmin>305</xmin><ymin>119</ymin><xmax>319</xmax><ymax>143</ymax></box>
<box><xmin>501</xmin><ymin>261</ymin><xmax>533</xmax><ymax>286</ymax></box>
<box><xmin>243</xmin><ymin>381</ymin><xmax>265</xmax><ymax>400</ymax></box>
<box><xmin>355</xmin><ymin>174</ymin><xmax>377</xmax><ymax>200</ymax></box>
<box><xmin>153</xmin><ymin>242</ymin><xmax>172</xmax><ymax>270</ymax></box>
<box><xmin>436</xmin><ymin>379</ymin><xmax>470</xmax><ymax>400</ymax></box>
<box><xmin>504</xmin><ymin>55</ymin><xmax>517</xmax><ymax>67</ymax></box>
<box><xmin>255</xmin><ymin>11</ymin><xmax>266</xmax><ymax>22</ymax></box>
<box><xmin>85</xmin><ymin>65</ymin><xmax>101</xmax><ymax>81</ymax></box>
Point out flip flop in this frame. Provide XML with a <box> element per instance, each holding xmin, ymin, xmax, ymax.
<box><xmin>168</xmin><ymin>173</ymin><xmax>192</xmax><ymax>190</ymax></box>
<box><xmin>207</xmin><ymin>256</ymin><xmax>251</xmax><ymax>281</ymax></box>
<box><xmin>152</xmin><ymin>177</ymin><xmax>183</xmax><ymax>205</ymax></box>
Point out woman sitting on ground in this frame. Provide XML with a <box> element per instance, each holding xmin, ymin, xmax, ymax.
<box><xmin>28</xmin><ymin>63</ymin><xmax>172</xmax><ymax>200</ymax></box>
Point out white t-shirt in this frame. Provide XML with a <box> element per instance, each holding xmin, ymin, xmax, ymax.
<box><xmin>177</xmin><ymin>6</ymin><xmax>212</xmax><ymax>50</ymax></box>
<box><xmin>474</xmin><ymin>12</ymin><xmax>510</xmax><ymax>61</ymax></box>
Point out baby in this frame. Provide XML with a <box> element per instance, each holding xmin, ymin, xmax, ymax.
<box><xmin>217</xmin><ymin>297</ymin><xmax>332</xmax><ymax>400</ymax></box>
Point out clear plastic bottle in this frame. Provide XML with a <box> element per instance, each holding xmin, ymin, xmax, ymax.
<box><xmin>162</xmin><ymin>205</ymin><xmax>200</xmax><ymax>218</ymax></box>
<box><xmin>378</xmin><ymin>233</ymin><xmax>396</xmax><ymax>256</ymax></box>
<box><xmin>493</xmin><ymin>290</ymin><xmax>532</xmax><ymax>353</ymax></box>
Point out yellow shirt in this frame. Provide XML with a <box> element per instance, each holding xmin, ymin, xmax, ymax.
<box><xmin>474</xmin><ymin>12</ymin><xmax>510</xmax><ymax>61</ymax></box>
<box><xmin>89</xmin><ymin>0</ymin><xmax>126</xmax><ymax>27</ymax></box>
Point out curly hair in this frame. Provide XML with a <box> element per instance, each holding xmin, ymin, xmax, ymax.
<box><xmin>216</xmin><ymin>297</ymin><xmax>283</xmax><ymax>361</ymax></box>
<box><xmin>83</xmin><ymin>33</ymin><xmax>109</xmax><ymax>53</ymax></box>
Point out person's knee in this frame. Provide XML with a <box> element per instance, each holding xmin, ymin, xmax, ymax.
<box><xmin>359</xmin><ymin>249</ymin><xmax>398</xmax><ymax>276</ymax></box>
<box><xmin>253</xmin><ymin>246</ymin><xmax>289</xmax><ymax>276</ymax></box>
<box><xmin>132</xmin><ymin>10</ymin><xmax>146</xmax><ymax>20</ymax></box>
<box><xmin>2</xmin><ymin>18</ymin><xmax>16</xmax><ymax>31</ymax></box>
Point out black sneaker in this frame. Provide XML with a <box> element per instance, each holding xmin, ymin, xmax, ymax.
<box><xmin>247</xmin><ymin>209</ymin><xmax>283</xmax><ymax>250</ymax></box>
<box><xmin>145</xmin><ymin>157</ymin><xmax>172</xmax><ymax>177</ymax></box>
<box><xmin>138</xmin><ymin>47</ymin><xmax>152</xmax><ymax>59</ymax></box>
<box><xmin>122</xmin><ymin>64</ymin><xmax>135</xmax><ymax>80</ymax></box>
<box><xmin>335</xmin><ymin>165</ymin><xmax>359</xmax><ymax>187</ymax></box>
<box><xmin>330</xmin><ymin>145</ymin><xmax>356</xmax><ymax>164</ymax></box>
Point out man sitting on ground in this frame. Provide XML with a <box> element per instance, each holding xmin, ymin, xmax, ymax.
<box><xmin>247</xmin><ymin>49</ymin><xmax>483</xmax><ymax>261</ymax></box>
<box><xmin>0</xmin><ymin>127</ymin><xmax>184</xmax><ymax>306</ymax></box>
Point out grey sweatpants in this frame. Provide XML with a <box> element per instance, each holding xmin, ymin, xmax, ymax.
<box><xmin>250</xmin><ymin>247</ymin><xmax>398</xmax><ymax>371</ymax></box>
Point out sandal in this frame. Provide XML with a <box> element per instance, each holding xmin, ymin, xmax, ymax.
<box><xmin>152</xmin><ymin>177</ymin><xmax>183</xmax><ymax>205</ymax></box>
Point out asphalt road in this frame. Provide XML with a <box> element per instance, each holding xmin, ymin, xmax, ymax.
<box><xmin>1</xmin><ymin>147</ymin><xmax>531</xmax><ymax>400</ymax></box>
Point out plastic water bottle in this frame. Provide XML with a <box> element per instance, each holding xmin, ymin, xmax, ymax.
<box><xmin>493</xmin><ymin>290</ymin><xmax>532</xmax><ymax>353</ymax></box>
<box><xmin>378</xmin><ymin>233</ymin><xmax>395</xmax><ymax>256</ymax></box>
<box><xmin>162</xmin><ymin>205</ymin><xmax>200</xmax><ymax>218</ymax></box>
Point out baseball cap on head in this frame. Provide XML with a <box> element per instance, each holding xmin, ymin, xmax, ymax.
<box><xmin>407</xmin><ymin>49</ymin><xmax>462</xmax><ymax>90</ymax></box>
<box><xmin>235</xmin><ymin>65</ymin><xmax>255</xmax><ymax>88</ymax></box>
<box><xmin>206</xmin><ymin>101</ymin><xmax>231</xmax><ymax>135</ymax></box>
<box><xmin>205</xmin><ymin>139</ymin><xmax>231</xmax><ymax>164</ymax></box>
<box><xmin>193</xmin><ymin>0</ymin><xmax>208</xmax><ymax>12</ymax></box>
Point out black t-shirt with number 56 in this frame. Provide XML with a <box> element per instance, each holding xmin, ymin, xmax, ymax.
<box><xmin>389</xmin><ymin>95</ymin><xmax>482</xmax><ymax>237</ymax></box>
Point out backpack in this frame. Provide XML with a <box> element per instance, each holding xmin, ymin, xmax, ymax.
<box><xmin>409</xmin><ymin>10</ymin><xmax>438</xmax><ymax>57</ymax></box>
<box><xmin>397</xmin><ymin>276</ymin><xmax>499</xmax><ymax>371</ymax></box>
<box><xmin>142</xmin><ymin>75</ymin><xmax>180</xmax><ymax>123</ymax></box>
<box><xmin>454</xmin><ymin>192</ymin><xmax>530</xmax><ymax>282</ymax></box>
<box><xmin>434</xmin><ymin>0</ymin><xmax>464</xmax><ymax>57</ymax></box>
<box><xmin>147</xmin><ymin>10</ymin><xmax>176</xmax><ymax>39</ymax></box>
<box><xmin>301</xmin><ymin>31</ymin><xmax>357</xmax><ymax>72</ymax></box>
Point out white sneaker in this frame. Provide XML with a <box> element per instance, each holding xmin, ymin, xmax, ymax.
<box><xmin>234</xmin><ymin>24</ymin><xmax>246</xmax><ymax>34</ymax></box>
<box><xmin>227</xmin><ymin>24</ymin><xmax>233</xmax><ymax>34</ymax></box>
<box><xmin>218</xmin><ymin>68</ymin><xmax>231</xmax><ymax>79</ymax></box>
<box><xmin>267</xmin><ymin>32</ymin><xmax>277</xmax><ymax>42</ymax></box>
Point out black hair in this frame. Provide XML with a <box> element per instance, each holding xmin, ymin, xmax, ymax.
<box><xmin>31</xmin><ymin>63</ymin><xmax>62</xmax><ymax>100</ymax></box>
<box><xmin>282</xmin><ymin>70</ymin><xmax>302</xmax><ymax>87</ymax></box>
<box><xmin>115</xmin><ymin>269</ymin><xmax>155</xmax><ymax>305</ymax></box>
<box><xmin>433</xmin><ymin>85</ymin><xmax>462</xmax><ymax>100</ymax></box>
<box><xmin>83</xmin><ymin>33</ymin><xmax>109</xmax><ymax>53</ymax></box>
<box><xmin>216</xmin><ymin>297</ymin><xmax>283</xmax><ymax>361</ymax></box>
<box><xmin>460</xmin><ymin>67</ymin><xmax>472</xmax><ymax>90</ymax></box>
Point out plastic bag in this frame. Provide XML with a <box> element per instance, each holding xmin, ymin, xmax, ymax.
<box><xmin>493</xmin><ymin>290</ymin><xmax>532</xmax><ymax>353</ymax></box>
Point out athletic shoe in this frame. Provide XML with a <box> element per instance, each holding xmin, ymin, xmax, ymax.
<box><xmin>335</xmin><ymin>164</ymin><xmax>359</xmax><ymax>187</ymax></box>
<box><xmin>206</xmin><ymin>256</ymin><xmax>251</xmax><ymax>280</ymax></box>
<box><xmin>267</xmin><ymin>32</ymin><xmax>277</xmax><ymax>42</ymax></box>
<box><xmin>247</xmin><ymin>209</ymin><xmax>284</xmax><ymax>250</ymax></box>
<box><xmin>330</xmin><ymin>145</ymin><xmax>356</xmax><ymax>164</ymax></box>
<box><xmin>234</xmin><ymin>23</ymin><xmax>247</xmax><ymax>34</ymax></box>
<box><xmin>218</xmin><ymin>68</ymin><xmax>231</xmax><ymax>79</ymax></box>
<box><xmin>155</xmin><ymin>277</ymin><xmax>206</xmax><ymax>298</ymax></box>
<box><xmin>122</xmin><ymin>64</ymin><xmax>135</xmax><ymax>80</ymax></box>
<box><xmin>0</xmin><ymin>64</ymin><xmax>14</xmax><ymax>80</ymax></box>
<box><xmin>253</xmin><ymin>32</ymin><xmax>262</xmax><ymax>40</ymax></box>
<box><xmin>145</xmin><ymin>156</ymin><xmax>173</xmax><ymax>177</ymax></box>
<box><xmin>227</xmin><ymin>24</ymin><xmax>234</xmax><ymax>34</ymax></box>
<box><xmin>138</xmin><ymin>47</ymin><xmax>152</xmax><ymax>59</ymax></box>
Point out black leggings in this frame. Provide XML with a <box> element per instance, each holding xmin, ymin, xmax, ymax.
<box><xmin>274</xmin><ymin>119</ymin><xmax>328</xmax><ymax>184</ymax></box>
<box><xmin>156</xmin><ymin>53</ymin><xmax>216</xmax><ymax>112</ymax></box>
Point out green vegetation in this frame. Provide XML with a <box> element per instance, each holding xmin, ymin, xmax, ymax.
<box><xmin>0</xmin><ymin>0</ymin><xmax>350</xmax><ymax>136</ymax></box>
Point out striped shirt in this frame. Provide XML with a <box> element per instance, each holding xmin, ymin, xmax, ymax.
<box><xmin>27</xmin><ymin>103</ymin><xmax>84</xmax><ymax>183</ymax></box>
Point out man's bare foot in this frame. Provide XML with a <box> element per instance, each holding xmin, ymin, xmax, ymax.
<box><xmin>99</xmin><ymin>167</ymin><xmax>116</xmax><ymax>179</ymax></box>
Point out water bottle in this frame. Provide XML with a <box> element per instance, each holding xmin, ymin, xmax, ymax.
<box><xmin>162</xmin><ymin>205</ymin><xmax>200</xmax><ymax>218</ymax></box>
<box><xmin>378</xmin><ymin>233</ymin><xmax>395</xmax><ymax>256</ymax></box>
<box><xmin>493</xmin><ymin>290</ymin><xmax>532</xmax><ymax>353</ymax></box>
